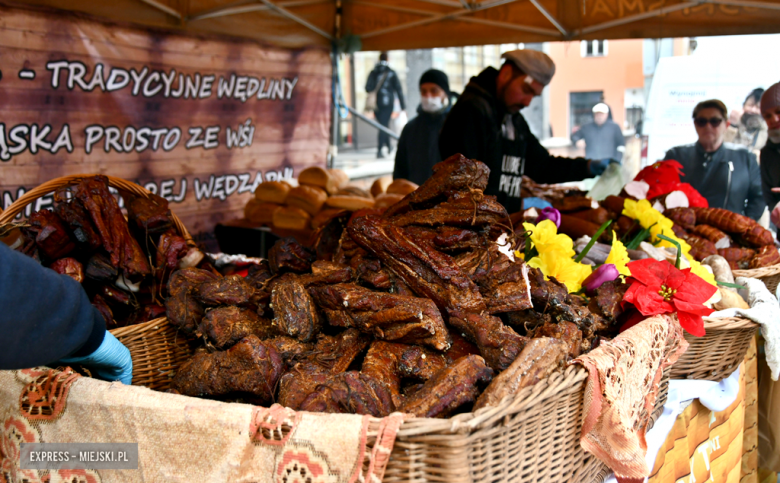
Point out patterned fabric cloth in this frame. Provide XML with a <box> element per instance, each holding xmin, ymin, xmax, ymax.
<box><xmin>575</xmin><ymin>314</ymin><xmax>689</xmax><ymax>483</ymax></box>
<box><xmin>0</xmin><ymin>367</ymin><xmax>407</xmax><ymax>483</ymax></box>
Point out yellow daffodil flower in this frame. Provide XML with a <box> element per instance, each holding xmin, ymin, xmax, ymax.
<box><xmin>688</xmin><ymin>258</ymin><xmax>717</xmax><ymax>286</ymax></box>
<box><xmin>622</xmin><ymin>198</ymin><xmax>692</xmax><ymax>255</ymax></box>
<box><xmin>605</xmin><ymin>230</ymin><xmax>631</xmax><ymax>277</ymax></box>
<box><xmin>522</xmin><ymin>220</ymin><xmax>576</xmax><ymax>258</ymax></box>
<box><xmin>527</xmin><ymin>251</ymin><xmax>592</xmax><ymax>293</ymax></box>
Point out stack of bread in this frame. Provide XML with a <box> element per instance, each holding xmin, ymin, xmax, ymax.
<box><xmin>244</xmin><ymin>167</ymin><xmax>419</xmax><ymax>234</ymax></box>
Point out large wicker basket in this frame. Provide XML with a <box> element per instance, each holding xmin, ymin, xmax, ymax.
<box><xmin>671</xmin><ymin>316</ymin><xmax>758</xmax><ymax>381</ymax></box>
<box><xmin>109</xmin><ymin>316</ymin><xmax>676</xmax><ymax>483</ymax></box>
<box><xmin>733</xmin><ymin>263</ymin><xmax>780</xmax><ymax>295</ymax></box>
<box><xmin>0</xmin><ymin>174</ymin><xmax>192</xmax><ymax>242</ymax></box>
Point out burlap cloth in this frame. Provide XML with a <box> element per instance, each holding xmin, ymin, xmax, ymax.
<box><xmin>0</xmin><ymin>367</ymin><xmax>407</xmax><ymax>482</ymax></box>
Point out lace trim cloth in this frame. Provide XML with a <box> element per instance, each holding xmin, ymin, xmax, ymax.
<box><xmin>574</xmin><ymin>314</ymin><xmax>688</xmax><ymax>483</ymax></box>
<box><xmin>711</xmin><ymin>276</ymin><xmax>780</xmax><ymax>381</ymax></box>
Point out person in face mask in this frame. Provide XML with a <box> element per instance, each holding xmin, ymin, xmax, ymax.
<box><xmin>725</xmin><ymin>88</ymin><xmax>768</xmax><ymax>157</ymax></box>
<box><xmin>393</xmin><ymin>69</ymin><xmax>452</xmax><ymax>185</ymax></box>
<box><xmin>759</xmin><ymin>82</ymin><xmax>780</xmax><ymax>227</ymax></box>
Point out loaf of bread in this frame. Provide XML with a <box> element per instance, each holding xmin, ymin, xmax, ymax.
<box><xmin>254</xmin><ymin>181</ymin><xmax>291</xmax><ymax>204</ymax></box>
<box><xmin>300</xmin><ymin>166</ymin><xmax>341</xmax><ymax>195</ymax></box>
<box><xmin>374</xmin><ymin>193</ymin><xmax>405</xmax><ymax>210</ymax></box>
<box><xmin>328</xmin><ymin>169</ymin><xmax>350</xmax><ymax>190</ymax></box>
<box><xmin>336</xmin><ymin>186</ymin><xmax>372</xmax><ymax>198</ymax></box>
<box><xmin>325</xmin><ymin>195</ymin><xmax>376</xmax><ymax>211</ymax></box>
<box><xmin>244</xmin><ymin>199</ymin><xmax>281</xmax><ymax>226</ymax></box>
<box><xmin>370</xmin><ymin>177</ymin><xmax>392</xmax><ymax>197</ymax></box>
<box><xmin>312</xmin><ymin>208</ymin><xmax>347</xmax><ymax>230</ymax></box>
<box><xmin>386</xmin><ymin>179</ymin><xmax>419</xmax><ymax>196</ymax></box>
<box><xmin>286</xmin><ymin>185</ymin><xmax>328</xmax><ymax>216</ymax></box>
<box><xmin>272</xmin><ymin>206</ymin><xmax>312</xmax><ymax>231</ymax></box>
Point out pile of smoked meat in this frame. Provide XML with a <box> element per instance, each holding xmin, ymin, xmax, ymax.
<box><xmin>11</xmin><ymin>176</ymin><xmax>203</xmax><ymax>328</ymax></box>
<box><xmin>166</xmin><ymin>155</ymin><xmax>626</xmax><ymax>418</ymax></box>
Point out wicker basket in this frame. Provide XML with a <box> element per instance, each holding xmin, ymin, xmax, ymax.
<box><xmin>0</xmin><ymin>174</ymin><xmax>197</xmax><ymax>387</ymax></box>
<box><xmin>733</xmin><ymin>263</ymin><xmax>780</xmax><ymax>295</ymax></box>
<box><xmin>0</xmin><ymin>174</ymin><xmax>192</xmax><ymax>242</ymax></box>
<box><xmin>671</xmin><ymin>316</ymin><xmax>758</xmax><ymax>381</ymax></box>
<box><xmin>110</xmin><ymin>316</ymin><xmax>674</xmax><ymax>483</ymax></box>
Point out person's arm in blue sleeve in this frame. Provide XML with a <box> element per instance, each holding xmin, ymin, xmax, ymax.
<box><xmin>745</xmin><ymin>155</ymin><xmax>767</xmax><ymax>220</ymax></box>
<box><xmin>0</xmin><ymin>242</ymin><xmax>132</xmax><ymax>383</ymax></box>
<box><xmin>0</xmin><ymin>242</ymin><xmax>107</xmax><ymax>369</ymax></box>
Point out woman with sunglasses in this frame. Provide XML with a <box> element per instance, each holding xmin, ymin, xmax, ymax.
<box><xmin>663</xmin><ymin>99</ymin><xmax>766</xmax><ymax>221</ymax></box>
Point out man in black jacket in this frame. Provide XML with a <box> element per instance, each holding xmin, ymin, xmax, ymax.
<box><xmin>664</xmin><ymin>99</ymin><xmax>765</xmax><ymax>220</ymax></box>
<box><xmin>365</xmin><ymin>52</ymin><xmax>406</xmax><ymax>159</ymax></box>
<box><xmin>438</xmin><ymin>49</ymin><xmax>609</xmax><ymax>214</ymax></box>
<box><xmin>394</xmin><ymin>69</ymin><xmax>451</xmax><ymax>185</ymax></box>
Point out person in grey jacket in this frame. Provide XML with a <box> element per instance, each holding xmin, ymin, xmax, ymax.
<box><xmin>571</xmin><ymin>103</ymin><xmax>625</xmax><ymax>162</ymax></box>
<box><xmin>663</xmin><ymin>99</ymin><xmax>765</xmax><ymax>220</ymax></box>
<box><xmin>365</xmin><ymin>52</ymin><xmax>406</xmax><ymax>159</ymax></box>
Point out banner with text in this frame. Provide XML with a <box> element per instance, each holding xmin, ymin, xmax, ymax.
<box><xmin>0</xmin><ymin>6</ymin><xmax>331</xmax><ymax>239</ymax></box>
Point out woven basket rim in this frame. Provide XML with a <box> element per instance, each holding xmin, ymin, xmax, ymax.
<box><xmin>108</xmin><ymin>317</ymin><xmax>588</xmax><ymax>436</ymax></box>
<box><xmin>701</xmin><ymin>315</ymin><xmax>759</xmax><ymax>330</ymax></box>
<box><xmin>0</xmin><ymin>174</ymin><xmax>192</xmax><ymax>242</ymax></box>
<box><xmin>733</xmin><ymin>262</ymin><xmax>780</xmax><ymax>278</ymax></box>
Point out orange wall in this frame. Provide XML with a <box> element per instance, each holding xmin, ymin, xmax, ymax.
<box><xmin>547</xmin><ymin>39</ymin><xmax>645</xmax><ymax>138</ymax></box>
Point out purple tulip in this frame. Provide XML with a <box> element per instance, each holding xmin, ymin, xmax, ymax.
<box><xmin>582</xmin><ymin>264</ymin><xmax>620</xmax><ymax>295</ymax></box>
<box><xmin>536</xmin><ymin>207</ymin><xmax>561</xmax><ymax>228</ymax></box>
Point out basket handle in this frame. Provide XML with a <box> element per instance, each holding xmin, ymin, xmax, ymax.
<box><xmin>0</xmin><ymin>174</ymin><xmax>192</xmax><ymax>243</ymax></box>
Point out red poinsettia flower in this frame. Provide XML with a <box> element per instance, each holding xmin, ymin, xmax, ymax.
<box><xmin>622</xmin><ymin>258</ymin><xmax>717</xmax><ymax>337</ymax></box>
<box><xmin>634</xmin><ymin>160</ymin><xmax>683</xmax><ymax>186</ymax></box>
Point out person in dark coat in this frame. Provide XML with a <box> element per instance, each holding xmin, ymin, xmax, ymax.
<box><xmin>0</xmin><ymin>241</ymin><xmax>132</xmax><ymax>382</ymax></box>
<box><xmin>759</xmin><ymin>83</ymin><xmax>780</xmax><ymax>226</ymax></box>
<box><xmin>365</xmin><ymin>52</ymin><xmax>406</xmax><ymax>159</ymax></box>
<box><xmin>394</xmin><ymin>69</ymin><xmax>451</xmax><ymax>185</ymax></box>
<box><xmin>438</xmin><ymin>49</ymin><xmax>609</xmax><ymax>214</ymax></box>
<box><xmin>663</xmin><ymin>99</ymin><xmax>765</xmax><ymax>220</ymax></box>
<box><xmin>571</xmin><ymin>103</ymin><xmax>625</xmax><ymax>162</ymax></box>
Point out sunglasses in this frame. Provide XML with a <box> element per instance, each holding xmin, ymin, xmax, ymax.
<box><xmin>694</xmin><ymin>117</ymin><xmax>724</xmax><ymax>128</ymax></box>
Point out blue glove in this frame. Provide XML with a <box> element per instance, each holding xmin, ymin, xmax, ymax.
<box><xmin>59</xmin><ymin>332</ymin><xmax>133</xmax><ymax>385</ymax></box>
<box><xmin>589</xmin><ymin>158</ymin><xmax>620</xmax><ymax>176</ymax></box>
<box><xmin>523</xmin><ymin>197</ymin><xmax>553</xmax><ymax>210</ymax></box>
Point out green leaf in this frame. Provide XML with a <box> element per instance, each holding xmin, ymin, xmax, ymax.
<box><xmin>716</xmin><ymin>281</ymin><xmax>747</xmax><ymax>290</ymax></box>
<box><xmin>575</xmin><ymin>220</ymin><xmax>613</xmax><ymax>263</ymax></box>
<box><xmin>656</xmin><ymin>234</ymin><xmax>681</xmax><ymax>269</ymax></box>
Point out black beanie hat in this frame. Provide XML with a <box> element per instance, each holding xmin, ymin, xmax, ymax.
<box><xmin>419</xmin><ymin>69</ymin><xmax>450</xmax><ymax>96</ymax></box>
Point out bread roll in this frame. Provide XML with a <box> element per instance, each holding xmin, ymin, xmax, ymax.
<box><xmin>300</xmin><ymin>166</ymin><xmax>340</xmax><ymax>195</ymax></box>
<box><xmin>254</xmin><ymin>181</ymin><xmax>291</xmax><ymax>204</ymax></box>
<box><xmin>374</xmin><ymin>193</ymin><xmax>405</xmax><ymax>210</ymax></box>
<box><xmin>286</xmin><ymin>185</ymin><xmax>328</xmax><ymax>216</ymax></box>
<box><xmin>370</xmin><ymin>176</ymin><xmax>392</xmax><ymax>197</ymax></box>
<box><xmin>325</xmin><ymin>195</ymin><xmax>376</xmax><ymax>211</ymax></box>
<box><xmin>328</xmin><ymin>169</ymin><xmax>350</xmax><ymax>190</ymax></box>
<box><xmin>312</xmin><ymin>208</ymin><xmax>347</xmax><ymax>230</ymax></box>
<box><xmin>386</xmin><ymin>179</ymin><xmax>419</xmax><ymax>196</ymax></box>
<box><xmin>273</xmin><ymin>206</ymin><xmax>312</xmax><ymax>231</ymax></box>
<box><xmin>336</xmin><ymin>186</ymin><xmax>372</xmax><ymax>198</ymax></box>
<box><xmin>244</xmin><ymin>199</ymin><xmax>281</xmax><ymax>226</ymax></box>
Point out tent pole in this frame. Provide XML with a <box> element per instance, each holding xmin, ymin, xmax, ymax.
<box><xmin>351</xmin><ymin>0</ymin><xmax>560</xmax><ymax>37</ymax></box>
<box><xmin>360</xmin><ymin>0</ymin><xmax>519</xmax><ymax>39</ymax></box>
<box><xmin>258</xmin><ymin>0</ymin><xmax>334</xmax><ymax>39</ymax></box>
<box><xmin>528</xmin><ymin>0</ymin><xmax>569</xmax><ymax>36</ymax></box>
<box><xmin>137</xmin><ymin>0</ymin><xmax>182</xmax><ymax>19</ymax></box>
<box><xmin>188</xmin><ymin>0</ymin><xmax>326</xmax><ymax>21</ymax></box>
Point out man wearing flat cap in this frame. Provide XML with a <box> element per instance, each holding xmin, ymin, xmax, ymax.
<box><xmin>439</xmin><ymin>49</ymin><xmax>613</xmax><ymax>214</ymax></box>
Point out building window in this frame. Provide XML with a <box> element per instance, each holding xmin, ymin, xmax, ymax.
<box><xmin>581</xmin><ymin>40</ymin><xmax>608</xmax><ymax>57</ymax></box>
<box><xmin>570</xmin><ymin>91</ymin><xmax>604</xmax><ymax>135</ymax></box>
